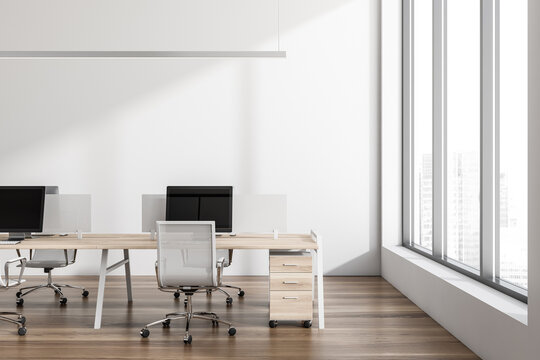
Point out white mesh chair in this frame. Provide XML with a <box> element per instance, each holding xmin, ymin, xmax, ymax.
<box><xmin>174</xmin><ymin>249</ymin><xmax>244</xmax><ymax>305</ymax></box>
<box><xmin>15</xmin><ymin>249</ymin><xmax>89</xmax><ymax>306</ymax></box>
<box><xmin>140</xmin><ymin>221</ymin><xmax>236</xmax><ymax>344</ymax></box>
<box><xmin>1</xmin><ymin>256</ymin><xmax>28</xmax><ymax>335</ymax></box>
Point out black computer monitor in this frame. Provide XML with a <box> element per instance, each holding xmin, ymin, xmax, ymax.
<box><xmin>166</xmin><ymin>186</ymin><xmax>233</xmax><ymax>233</ymax></box>
<box><xmin>0</xmin><ymin>186</ymin><xmax>46</xmax><ymax>240</ymax></box>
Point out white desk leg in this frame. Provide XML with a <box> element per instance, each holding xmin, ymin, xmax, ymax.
<box><xmin>317</xmin><ymin>242</ymin><xmax>325</xmax><ymax>329</ymax></box>
<box><xmin>94</xmin><ymin>249</ymin><xmax>109</xmax><ymax>330</ymax></box>
<box><xmin>123</xmin><ymin>249</ymin><xmax>133</xmax><ymax>302</ymax></box>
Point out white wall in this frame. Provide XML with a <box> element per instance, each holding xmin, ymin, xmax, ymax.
<box><xmin>381</xmin><ymin>1</ymin><xmax>540</xmax><ymax>359</ymax></box>
<box><xmin>0</xmin><ymin>0</ymin><xmax>381</xmax><ymax>276</ymax></box>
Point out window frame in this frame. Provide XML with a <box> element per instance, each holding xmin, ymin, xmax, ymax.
<box><xmin>402</xmin><ymin>0</ymin><xmax>527</xmax><ymax>303</ymax></box>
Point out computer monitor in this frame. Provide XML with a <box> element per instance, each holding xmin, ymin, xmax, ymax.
<box><xmin>166</xmin><ymin>186</ymin><xmax>233</xmax><ymax>233</ymax></box>
<box><xmin>0</xmin><ymin>186</ymin><xmax>46</xmax><ymax>240</ymax></box>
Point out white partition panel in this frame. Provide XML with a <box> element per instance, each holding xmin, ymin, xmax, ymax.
<box><xmin>141</xmin><ymin>194</ymin><xmax>166</xmax><ymax>233</ymax></box>
<box><xmin>233</xmin><ymin>194</ymin><xmax>287</xmax><ymax>233</ymax></box>
<box><xmin>41</xmin><ymin>194</ymin><xmax>92</xmax><ymax>233</ymax></box>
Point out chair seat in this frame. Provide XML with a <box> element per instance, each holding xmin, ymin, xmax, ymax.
<box><xmin>18</xmin><ymin>260</ymin><xmax>67</xmax><ymax>269</ymax></box>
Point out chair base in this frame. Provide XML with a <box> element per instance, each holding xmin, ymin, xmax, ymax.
<box><xmin>175</xmin><ymin>285</ymin><xmax>245</xmax><ymax>305</ymax></box>
<box><xmin>0</xmin><ymin>311</ymin><xmax>27</xmax><ymax>335</ymax></box>
<box><xmin>141</xmin><ymin>293</ymin><xmax>236</xmax><ymax>344</ymax></box>
<box><xmin>16</xmin><ymin>270</ymin><xmax>88</xmax><ymax>305</ymax></box>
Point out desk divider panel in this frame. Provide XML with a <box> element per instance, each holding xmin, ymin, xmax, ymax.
<box><xmin>40</xmin><ymin>194</ymin><xmax>92</xmax><ymax>234</ymax></box>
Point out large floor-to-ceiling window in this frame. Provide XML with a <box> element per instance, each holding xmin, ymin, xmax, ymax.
<box><xmin>403</xmin><ymin>0</ymin><xmax>528</xmax><ymax>301</ymax></box>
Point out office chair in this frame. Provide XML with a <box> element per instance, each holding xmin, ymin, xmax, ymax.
<box><xmin>1</xmin><ymin>256</ymin><xmax>28</xmax><ymax>335</ymax></box>
<box><xmin>173</xmin><ymin>249</ymin><xmax>245</xmax><ymax>305</ymax></box>
<box><xmin>15</xmin><ymin>249</ymin><xmax>89</xmax><ymax>306</ymax></box>
<box><xmin>140</xmin><ymin>221</ymin><xmax>236</xmax><ymax>344</ymax></box>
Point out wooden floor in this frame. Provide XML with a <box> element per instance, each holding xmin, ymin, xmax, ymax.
<box><xmin>0</xmin><ymin>276</ymin><xmax>479</xmax><ymax>359</ymax></box>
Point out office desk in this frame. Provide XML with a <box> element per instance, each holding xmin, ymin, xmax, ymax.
<box><xmin>0</xmin><ymin>233</ymin><xmax>325</xmax><ymax>330</ymax></box>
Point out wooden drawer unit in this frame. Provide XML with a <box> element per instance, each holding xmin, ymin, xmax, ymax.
<box><xmin>269</xmin><ymin>251</ymin><xmax>313</xmax><ymax>328</ymax></box>
<box><xmin>269</xmin><ymin>291</ymin><xmax>313</xmax><ymax>321</ymax></box>
<box><xmin>270</xmin><ymin>272</ymin><xmax>312</xmax><ymax>291</ymax></box>
<box><xmin>269</xmin><ymin>255</ymin><xmax>312</xmax><ymax>273</ymax></box>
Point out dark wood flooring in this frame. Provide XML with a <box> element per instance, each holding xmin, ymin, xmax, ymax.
<box><xmin>0</xmin><ymin>276</ymin><xmax>479</xmax><ymax>359</ymax></box>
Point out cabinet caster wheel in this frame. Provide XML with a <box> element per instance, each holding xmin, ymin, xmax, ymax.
<box><xmin>59</xmin><ymin>298</ymin><xmax>68</xmax><ymax>305</ymax></box>
<box><xmin>184</xmin><ymin>298</ymin><xmax>188</xmax><ymax>307</ymax></box>
<box><xmin>162</xmin><ymin>319</ymin><xmax>171</xmax><ymax>328</ymax></box>
<box><xmin>18</xmin><ymin>327</ymin><xmax>27</xmax><ymax>336</ymax></box>
<box><xmin>303</xmin><ymin>320</ymin><xmax>312</xmax><ymax>328</ymax></box>
<box><xmin>212</xmin><ymin>320</ymin><xmax>218</xmax><ymax>326</ymax></box>
<box><xmin>184</xmin><ymin>335</ymin><xmax>192</xmax><ymax>344</ymax></box>
<box><xmin>226</xmin><ymin>297</ymin><xmax>233</xmax><ymax>305</ymax></box>
<box><xmin>269</xmin><ymin>320</ymin><xmax>277</xmax><ymax>328</ymax></box>
<box><xmin>206</xmin><ymin>289</ymin><xmax>212</xmax><ymax>295</ymax></box>
<box><xmin>140</xmin><ymin>328</ymin><xmax>150</xmax><ymax>338</ymax></box>
<box><xmin>18</xmin><ymin>316</ymin><xmax>26</xmax><ymax>325</ymax></box>
<box><xmin>82</xmin><ymin>290</ymin><xmax>89</xmax><ymax>297</ymax></box>
<box><xmin>228</xmin><ymin>327</ymin><xmax>236</xmax><ymax>336</ymax></box>
<box><xmin>16</xmin><ymin>298</ymin><xmax>24</xmax><ymax>306</ymax></box>
<box><xmin>238</xmin><ymin>290</ymin><xmax>245</xmax><ymax>297</ymax></box>
<box><xmin>16</xmin><ymin>291</ymin><xmax>22</xmax><ymax>298</ymax></box>
<box><xmin>174</xmin><ymin>291</ymin><xmax>180</xmax><ymax>299</ymax></box>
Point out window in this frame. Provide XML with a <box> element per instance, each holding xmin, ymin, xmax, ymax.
<box><xmin>403</xmin><ymin>0</ymin><xmax>528</xmax><ymax>301</ymax></box>
<box><xmin>412</xmin><ymin>0</ymin><xmax>433</xmax><ymax>251</ymax></box>
<box><xmin>446</xmin><ymin>0</ymin><xmax>481</xmax><ymax>270</ymax></box>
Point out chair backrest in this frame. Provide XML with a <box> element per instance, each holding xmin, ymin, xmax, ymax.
<box><xmin>156</xmin><ymin>221</ymin><xmax>217</xmax><ymax>289</ymax></box>
<box><xmin>31</xmin><ymin>249</ymin><xmax>75</xmax><ymax>265</ymax></box>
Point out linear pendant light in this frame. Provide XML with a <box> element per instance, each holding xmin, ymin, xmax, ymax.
<box><xmin>0</xmin><ymin>51</ymin><xmax>286</xmax><ymax>58</ymax></box>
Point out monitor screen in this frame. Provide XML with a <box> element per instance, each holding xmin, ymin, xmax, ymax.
<box><xmin>0</xmin><ymin>186</ymin><xmax>46</xmax><ymax>232</ymax></box>
<box><xmin>166</xmin><ymin>186</ymin><xmax>233</xmax><ymax>232</ymax></box>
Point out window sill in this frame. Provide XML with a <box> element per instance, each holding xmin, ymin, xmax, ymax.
<box><xmin>383</xmin><ymin>244</ymin><xmax>528</xmax><ymax>325</ymax></box>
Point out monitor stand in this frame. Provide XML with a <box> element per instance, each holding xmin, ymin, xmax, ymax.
<box><xmin>7</xmin><ymin>233</ymin><xmax>26</xmax><ymax>241</ymax></box>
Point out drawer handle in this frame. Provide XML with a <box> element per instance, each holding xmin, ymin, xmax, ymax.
<box><xmin>282</xmin><ymin>296</ymin><xmax>298</xmax><ymax>300</ymax></box>
<box><xmin>282</xmin><ymin>264</ymin><xmax>298</xmax><ymax>266</ymax></box>
<box><xmin>282</xmin><ymin>281</ymin><xmax>299</xmax><ymax>284</ymax></box>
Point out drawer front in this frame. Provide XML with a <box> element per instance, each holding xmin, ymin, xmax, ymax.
<box><xmin>270</xmin><ymin>272</ymin><xmax>312</xmax><ymax>291</ymax></box>
<box><xmin>270</xmin><ymin>255</ymin><xmax>312</xmax><ymax>273</ymax></box>
<box><xmin>269</xmin><ymin>291</ymin><xmax>313</xmax><ymax>321</ymax></box>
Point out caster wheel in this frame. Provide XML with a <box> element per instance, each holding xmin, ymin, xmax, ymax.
<box><xmin>16</xmin><ymin>291</ymin><xmax>22</xmax><ymax>298</ymax></box>
<box><xmin>162</xmin><ymin>319</ymin><xmax>171</xmax><ymax>328</ymax></box>
<box><xmin>269</xmin><ymin>320</ymin><xmax>277</xmax><ymax>328</ymax></box>
<box><xmin>184</xmin><ymin>335</ymin><xmax>192</xmax><ymax>344</ymax></box>
<box><xmin>140</xmin><ymin>328</ymin><xmax>150</xmax><ymax>338</ymax></box>
<box><xmin>184</xmin><ymin>299</ymin><xmax>188</xmax><ymax>307</ymax></box>
<box><xmin>18</xmin><ymin>316</ymin><xmax>26</xmax><ymax>325</ymax></box>
<box><xmin>303</xmin><ymin>320</ymin><xmax>312</xmax><ymax>328</ymax></box>
<box><xmin>226</xmin><ymin>297</ymin><xmax>233</xmax><ymax>305</ymax></box>
<box><xmin>206</xmin><ymin>289</ymin><xmax>212</xmax><ymax>295</ymax></box>
<box><xmin>59</xmin><ymin>298</ymin><xmax>68</xmax><ymax>305</ymax></box>
<box><xmin>238</xmin><ymin>290</ymin><xmax>245</xmax><ymax>297</ymax></box>
<box><xmin>18</xmin><ymin>327</ymin><xmax>27</xmax><ymax>336</ymax></box>
<box><xmin>212</xmin><ymin>320</ymin><xmax>218</xmax><ymax>327</ymax></box>
<box><xmin>82</xmin><ymin>290</ymin><xmax>89</xmax><ymax>297</ymax></box>
<box><xmin>174</xmin><ymin>291</ymin><xmax>180</xmax><ymax>299</ymax></box>
<box><xmin>228</xmin><ymin>327</ymin><xmax>236</xmax><ymax>336</ymax></box>
<box><xmin>16</xmin><ymin>298</ymin><xmax>24</xmax><ymax>306</ymax></box>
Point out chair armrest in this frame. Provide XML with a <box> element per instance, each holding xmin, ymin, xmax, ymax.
<box><xmin>3</xmin><ymin>257</ymin><xmax>27</xmax><ymax>288</ymax></box>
